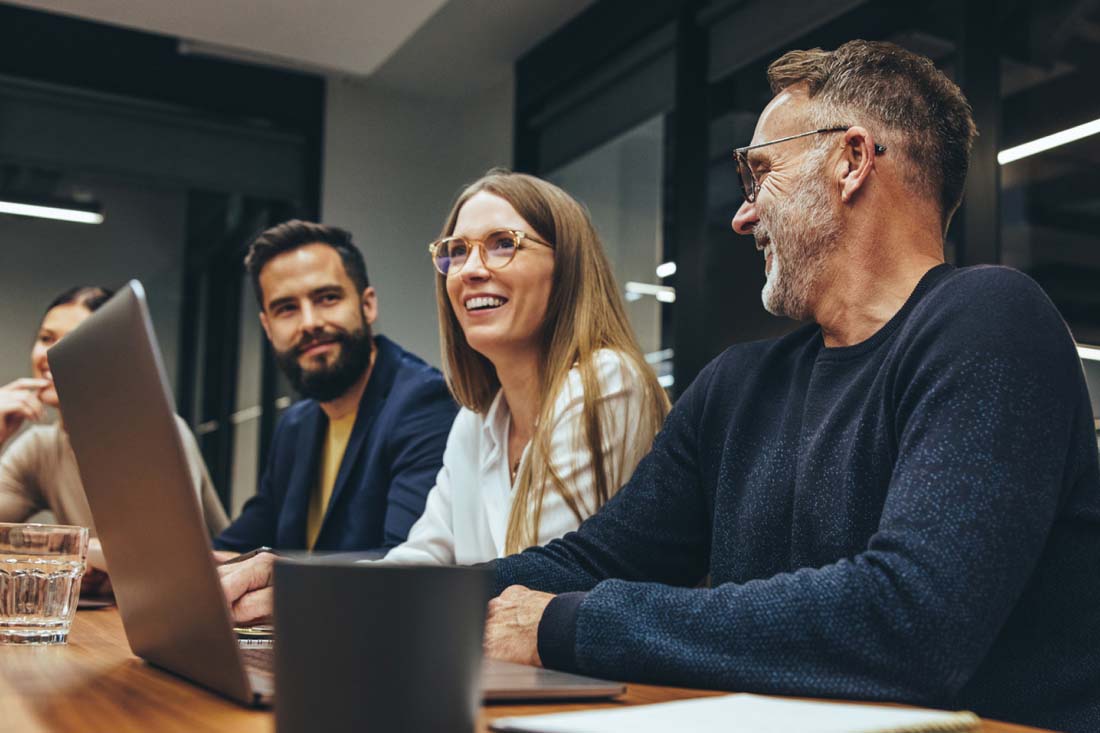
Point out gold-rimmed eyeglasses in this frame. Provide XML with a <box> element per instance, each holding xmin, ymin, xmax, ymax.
<box><xmin>734</xmin><ymin>126</ymin><xmax>887</xmax><ymax>203</ymax></box>
<box><xmin>428</xmin><ymin>229</ymin><xmax>553</xmax><ymax>276</ymax></box>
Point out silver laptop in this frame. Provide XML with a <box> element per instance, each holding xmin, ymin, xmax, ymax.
<box><xmin>49</xmin><ymin>280</ymin><xmax>624</xmax><ymax>707</ymax></box>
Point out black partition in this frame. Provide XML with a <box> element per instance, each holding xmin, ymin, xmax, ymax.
<box><xmin>515</xmin><ymin>0</ymin><xmax>1100</xmax><ymax>395</ymax></box>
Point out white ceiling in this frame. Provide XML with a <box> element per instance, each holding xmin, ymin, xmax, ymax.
<box><xmin>370</xmin><ymin>0</ymin><xmax>595</xmax><ymax>98</ymax></box>
<box><xmin>4</xmin><ymin>0</ymin><xmax>595</xmax><ymax>88</ymax></box>
<box><xmin>4</xmin><ymin>0</ymin><xmax>450</xmax><ymax>76</ymax></box>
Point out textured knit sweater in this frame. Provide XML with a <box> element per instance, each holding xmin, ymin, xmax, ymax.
<box><xmin>492</xmin><ymin>264</ymin><xmax>1100</xmax><ymax>733</ymax></box>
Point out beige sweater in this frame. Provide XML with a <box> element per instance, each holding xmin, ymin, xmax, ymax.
<box><xmin>0</xmin><ymin>418</ymin><xmax>229</xmax><ymax>537</ymax></box>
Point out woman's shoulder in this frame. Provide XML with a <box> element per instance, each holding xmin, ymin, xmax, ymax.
<box><xmin>2</xmin><ymin>423</ymin><xmax>63</xmax><ymax>465</ymax></box>
<box><xmin>442</xmin><ymin>405</ymin><xmax>487</xmax><ymax>445</ymax></box>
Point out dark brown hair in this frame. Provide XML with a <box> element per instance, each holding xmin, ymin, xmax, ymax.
<box><xmin>244</xmin><ymin>220</ymin><xmax>369</xmax><ymax>307</ymax></box>
<box><xmin>767</xmin><ymin>40</ymin><xmax>977</xmax><ymax>228</ymax></box>
<box><xmin>45</xmin><ymin>286</ymin><xmax>114</xmax><ymax>316</ymax></box>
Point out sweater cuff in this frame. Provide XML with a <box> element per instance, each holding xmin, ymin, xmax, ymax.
<box><xmin>537</xmin><ymin>591</ymin><xmax>586</xmax><ymax>672</ymax></box>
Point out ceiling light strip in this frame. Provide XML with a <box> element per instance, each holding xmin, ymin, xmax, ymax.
<box><xmin>998</xmin><ymin>117</ymin><xmax>1100</xmax><ymax>165</ymax></box>
<box><xmin>0</xmin><ymin>201</ymin><xmax>104</xmax><ymax>224</ymax></box>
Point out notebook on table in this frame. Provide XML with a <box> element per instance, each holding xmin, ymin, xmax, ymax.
<box><xmin>489</xmin><ymin>693</ymin><xmax>980</xmax><ymax>733</ymax></box>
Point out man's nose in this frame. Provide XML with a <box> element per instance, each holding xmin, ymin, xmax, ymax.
<box><xmin>731</xmin><ymin>199</ymin><xmax>758</xmax><ymax>236</ymax></box>
<box><xmin>299</xmin><ymin>301</ymin><xmax>323</xmax><ymax>329</ymax></box>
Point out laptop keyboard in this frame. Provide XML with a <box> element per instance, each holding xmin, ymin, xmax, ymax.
<box><xmin>239</xmin><ymin>645</ymin><xmax>275</xmax><ymax>696</ymax></box>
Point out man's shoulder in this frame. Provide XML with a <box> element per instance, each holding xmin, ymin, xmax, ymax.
<box><xmin>912</xmin><ymin>265</ymin><xmax>1065</xmax><ymax>338</ymax></box>
<box><xmin>375</xmin><ymin>336</ymin><xmax>456</xmax><ymax>418</ymax></box>
<box><xmin>929</xmin><ymin>264</ymin><xmax>1047</xmax><ymax>304</ymax></box>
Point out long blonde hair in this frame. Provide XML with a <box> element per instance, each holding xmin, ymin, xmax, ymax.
<box><xmin>435</xmin><ymin>169</ymin><xmax>670</xmax><ymax>554</ymax></box>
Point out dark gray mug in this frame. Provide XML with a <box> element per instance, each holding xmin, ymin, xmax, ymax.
<box><xmin>274</xmin><ymin>560</ymin><xmax>493</xmax><ymax>733</ymax></box>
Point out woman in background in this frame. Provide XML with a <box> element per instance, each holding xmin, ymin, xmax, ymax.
<box><xmin>0</xmin><ymin>286</ymin><xmax>228</xmax><ymax>540</ymax></box>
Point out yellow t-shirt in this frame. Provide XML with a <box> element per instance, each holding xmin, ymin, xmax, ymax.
<box><xmin>305</xmin><ymin>410</ymin><xmax>358</xmax><ymax>549</ymax></box>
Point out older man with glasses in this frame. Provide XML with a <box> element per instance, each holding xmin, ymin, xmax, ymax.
<box><xmin>483</xmin><ymin>40</ymin><xmax>1100</xmax><ymax>733</ymax></box>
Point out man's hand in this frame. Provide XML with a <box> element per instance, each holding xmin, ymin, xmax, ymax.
<box><xmin>216</xmin><ymin>551</ymin><xmax>277</xmax><ymax>625</ymax></box>
<box><xmin>0</xmin><ymin>379</ymin><xmax>47</xmax><ymax>445</ymax></box>
<box><xmin>483</xmin><ymin>585</ymin><xmax>555</xmax><ymax>667</ymax></box>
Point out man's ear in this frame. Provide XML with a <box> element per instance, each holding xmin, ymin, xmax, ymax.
<box><xmin>839</xmin><ymin>125</ymin><xmax>876</xmax><ymax>204</ymax></box>
<box><xmin>361</xmin><ymin>286</ymin><xmax>378</xmax><ymax>326</ymax></box>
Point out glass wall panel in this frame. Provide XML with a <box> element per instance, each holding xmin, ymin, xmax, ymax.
<box><xmin>229</xmin><ymin>271</ymin><xmax>264</xmax><ymax>517</ymax></box>
<box><xmin>998</xmin><ymin>3</ymin><xmax>1100</xmax><ymax>347</ymax></box>
<box><xmin>546</xmin><ymin>116</ymin><xmax>672</xmax><ymax>384</ymax></box>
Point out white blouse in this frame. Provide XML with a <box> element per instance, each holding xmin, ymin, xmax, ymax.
<box><xmin>381</xmin><ymin>349</ymin><xmax>653</xmax><ymax>565</ymax></box>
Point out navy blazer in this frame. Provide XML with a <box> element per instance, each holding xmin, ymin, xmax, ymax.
<box><xmin>214</xmin><ymin>335</ymin><xmax>457</xmax><ymax>552</ymax></box>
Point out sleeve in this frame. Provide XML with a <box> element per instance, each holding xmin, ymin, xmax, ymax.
<box><xmin>535</xmin><ymin>271</ymin><xmax>1091</xmax><ymax>705</ymax></box>
<box><xmin>533</xmin><ymin>350</ymin><xmax>656</xmax><ymax>545</ymax></box>
<box><xmin>0</xmin><ymin>430</ymin><xmax>45</xmax><ymax>522</ymax></box>
<box><xmin>379</xmin><ymin>375</ymin><xmax>458</xmax><ymax>549</ymax></box>
<box><xmin>491</xmin><ymin>355</ymin><xmax>717</xmax><ymax>596</ymax></box>
<box><xmin>175</xmin><ymin>416</ymin><xmax>230</xmax><ymax>538</ymax></box>
<box><xmin>212</xmin><ymin>418</ymin><xmax>287</xmax><ymax>552</ymax></box>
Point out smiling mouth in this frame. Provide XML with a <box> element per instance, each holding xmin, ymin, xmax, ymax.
<box><xmin>298</xmin><ymin>339</ymin><xmax>338</xmax><ymax>356</ymax></box>
<box><xmin>465</xmin><ymin>296</ymin><xmax>508</xmax><ymax>312</ymax></box>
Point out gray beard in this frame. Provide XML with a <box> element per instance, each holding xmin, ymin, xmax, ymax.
<box><xmin>758</xmin><ymin>150</ymin><xmax>841</xmax><ymax>321</ymax></box>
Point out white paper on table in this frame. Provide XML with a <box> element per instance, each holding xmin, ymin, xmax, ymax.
<box><xmin>490</xmin><ymin>693</ymin><xmax>980</xmax><ymax>733</ymax></box>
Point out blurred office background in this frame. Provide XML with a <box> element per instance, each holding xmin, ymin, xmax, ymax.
<box><xmin>1</xmin><ymin>0</ymin><xmax>1098</xmax><ymax>515</ymax></box>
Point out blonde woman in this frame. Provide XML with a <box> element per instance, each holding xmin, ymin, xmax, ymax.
<box><xmin>381</xmin><ymin>169</ymin><xmax>669</xmax><ymax>563</ymax></box>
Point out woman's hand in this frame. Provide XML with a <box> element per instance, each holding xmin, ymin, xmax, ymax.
<box><xmin>0</xmin><ymin>379</ymin><xmax>48</xmax><ymax>446</ymax></box>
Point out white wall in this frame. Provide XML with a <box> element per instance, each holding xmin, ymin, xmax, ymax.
<box><xmin>321</xmin><ymin>76</ymin><xmax>515</xmax><ymax>367</ymax></box>
<box><xmin>0</xmin><ymin>180</ymin><xmax>186</xmax><ymax>398</ymax></box>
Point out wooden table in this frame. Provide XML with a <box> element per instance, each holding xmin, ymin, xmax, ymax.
<box><xmin>0</xmin><ymin>608</ymin><xmax>1050</xmax><ymax>733</ymax></box>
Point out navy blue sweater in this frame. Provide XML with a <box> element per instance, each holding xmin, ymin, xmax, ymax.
<box><xmin>493</xmin><ymin>265</ymin><xmax>1100</xmax><ymax>732</ymax></box>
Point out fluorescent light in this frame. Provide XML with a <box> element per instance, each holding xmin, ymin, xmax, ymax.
<box><xmin>1078</xmin><ymin>345</ymin><xmax>1100</xmax><ymax>362</ymax></box>
<box><xmin>656</xmin><ymin>261</ymin><xmax>677</xmax><ymax>278</ymax></box>
<box><xmin>998</xmin><ymin>117</ymin><xmax>1100</xmax><ymax>165</ymax></box>
<box><xmin>644</xmin><ymin>348</ymin><xmax>675</xmax><ymax>365</ymax></box>
<box><xmin>625</xmin><ymin>281</ymin><xmax>676</xmax><ymax>303</ymax></box>
<box><xmin>658</xmin><ymin>374</ymin><xmax>675</xmax><ymax>388</ymax></box>
<box><xmin>0</xmin><ymin>200</ymin><xmax>104</xmax><ymax>224</ymax></box>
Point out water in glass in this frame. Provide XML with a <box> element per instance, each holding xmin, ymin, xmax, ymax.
<box><xmin>0</xmin><ymin>523</ymin><xmax>88</xmax><ymax>644</ymax></box>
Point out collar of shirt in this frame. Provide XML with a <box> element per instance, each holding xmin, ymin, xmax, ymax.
<box><xmin>480</xmin><ymin>389</ymin><xmax>512</xmax><ymax>473</ymax></box>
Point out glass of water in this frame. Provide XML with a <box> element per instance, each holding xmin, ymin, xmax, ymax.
<box><xmin>0</xmin><ymin>523</ymin><xmax>88</xmax><ymax>644</ymax></box>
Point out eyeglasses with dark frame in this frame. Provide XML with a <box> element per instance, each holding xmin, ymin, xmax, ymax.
<box><xmin>428</xmin><ymin>229</ymin><xmax>554</xmax><ymax>276</ymax></box>
<box><xmin>733</xmin><ymin>126</ymin><xmax>887</xmax><ymax>203</ymax></box>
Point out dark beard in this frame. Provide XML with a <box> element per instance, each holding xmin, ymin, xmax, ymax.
<box><xmin>275</xmin><ymin>323</ymin><xmax>374</xmax><ymax>403</ymax></box>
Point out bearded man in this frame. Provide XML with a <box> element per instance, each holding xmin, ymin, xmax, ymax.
<box><xmin>213</xmin><ymin>220</ymin><xmax>457</xmax><ymax>553</ymax></box>
<box><xmin>480</xmin><ymin>41</ymin><xmax>1100</xmax><ymax>732</ymax></box>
